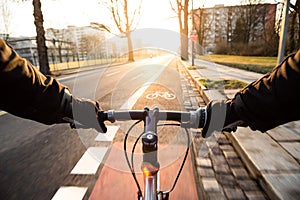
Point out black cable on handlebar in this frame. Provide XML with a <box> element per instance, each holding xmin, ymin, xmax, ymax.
<box><xmin>125</xmin><ymin>122</ymin><xmax>191</xmax><ymax>199</ymax></box>
<box><xmin>160</xmin><ymin>127</ymin><xmax>191</xmax><ymax>196</ymax></box>
<box><xmin>124</xmin><ymin>120</ymin><xmax>143</xmax><ymax>197</ymax></box>
<box><xmin>105</xmin><ymin>108</ymin><xmax>202</xmax><ymax>199</ymax></box>
<box><xmin>131</xmin><ymin>131</ymin><xmax>144</xmax><ymax>179</ymax></box>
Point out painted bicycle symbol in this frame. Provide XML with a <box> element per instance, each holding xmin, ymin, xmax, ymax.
<box><xmin>146</xmin><ymin>91</ymin><xmax>176</xmax><ymax>100</ymax></box>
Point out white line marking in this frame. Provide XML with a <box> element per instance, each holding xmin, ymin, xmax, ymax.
<box><xmin>120</xmin><ymin>58</ymin><xmax>172</xmax><ymax>109</ymax></box>
<box><xmin>95</xmin><ymin>125</ymin><xmax>119</xmax><ymax>142</ymax></box>
<box><xmin>51</xmin><ymin>186</ymin><xmax>88</xmax><ymax>200</ymax></box>
<box><xmin>70</xmin><ymin>147</ymin><xmax>108</xmax><ymax>175</ymax></box>
<box><xmin>130</xmin><ymin>73</ymin><xmax>143</xmax><ymax>81</ymax></box>
<box><xmin>106</xmin><ymin>70</ymin><xmax>120</xmax><ymax>77</ymax></box>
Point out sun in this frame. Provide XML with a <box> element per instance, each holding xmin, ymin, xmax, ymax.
<box><xmin>138</xmin><ymin>0</ymin><xmax>179</xmax><ymax>31</ymax></box>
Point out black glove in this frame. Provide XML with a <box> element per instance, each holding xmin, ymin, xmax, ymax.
<box><xmin>71</xmin><ymin>97</ymin><xmax>107</xmax><ymax>133</ymax></box>
<box><xmin>201</xmin><ymin>100</ymin><xmax>246</xmax><ymax>138</ymax></box>
<box><xmin>60</xmin><ymin>89</ymin><xmax>107</xmax><ymax>133</ymax></box>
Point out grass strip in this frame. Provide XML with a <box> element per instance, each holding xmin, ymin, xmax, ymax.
<box><xmin>199</xmin><ymin>79</ymin><xmax>248</xmax><ymax>90</ymax></box>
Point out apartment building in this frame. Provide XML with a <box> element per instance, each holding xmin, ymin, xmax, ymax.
<box><xmin>46</xmin><ymin>25</ymin><xmax>107</xmax><ymax>61</ymax></box>
<box><xmin>193</xmin><ymin>3</ymin><xmax>277</xmax><ymax>53</ymax></box>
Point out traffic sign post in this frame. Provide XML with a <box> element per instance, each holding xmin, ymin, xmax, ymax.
<box><xmin>190</xmin><ymin>31</ymin><xmax>197</xmax><ymax>66</ymax></box>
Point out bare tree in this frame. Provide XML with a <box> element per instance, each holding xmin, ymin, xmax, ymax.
<box><xmin>1</xmin><ymin>0</ymin><xmax>12</xmax><ymax>40</ymax></box>
<box><xmin>170</xmin><ymin>0</ymin><xmax>189</xmax><ymax>60</ymax></box>
<box><xmin>47</xmin><ymin>28</ymin><xmax>68</xmax><ymax>63</ymax></box>
<box><xmin>13</xmin><ymin>0</ymin><xmax>49</xmax><ymax>74</ymax></box>
<box><xmin>288</xmin><ymin>0</ymin><xmax>300</xmax><ymax>53</ymax></box>
<box><xmin>103</xmin><ymin>0</ymin><xmax>142</xmax><ymax>61</ymax></box>
<box><xmin>237</xmin><ymin>0</ymin><xmax>264</xmax><ymax>44</ymax></box>
<box><xmin>32</xmin><ymin>0</ymin><xmax>50</xmax><ymax>74</ymax></box>
<box><xmin>193</xmin><ymin>7</ymin><xmax>215</xmax><ymax>51</ymax></box>
<box><xmin>229</xmin><ymin>0</ymin><xmax>279</xmax><ymax>55</ymax></box>
<box><xmin>81</xmin><ymin>34</ymin><xmax>106</xmax><ymax>60</ymax></box>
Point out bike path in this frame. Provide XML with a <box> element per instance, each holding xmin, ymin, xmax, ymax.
<box><xmin>51</xmin><ymin>57</ymin><xmax>200</xmax><ymax>199</ymax></box>
<box><xmin>180</xmin><ymin>58</ymin><xmax>300</xmax><ymax>200</ymax></box>
<box><xmin>89</xmin><ymin>143</ymin><xmax>198</xmax><ymax>200</ymax></box>
<box><xmin>87</xmin><ymin>63</ymin><xmax>200</xmax><ymax>199</ymax></box>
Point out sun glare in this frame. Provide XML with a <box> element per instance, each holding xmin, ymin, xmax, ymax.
<box><xmin>6</xmin><ymin>0</ymin><xmax>275</xmax><ymax>37</ymax></box>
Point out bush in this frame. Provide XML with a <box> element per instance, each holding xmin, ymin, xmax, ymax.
<box><xmin>215</xmin><ymin>41</ymin><xmax>231</xmax><ymax>54</ymax></box>
<box><xmin>215</xmin><ymin>40</ymin><xmax>278</xmax><ymax>56</ymax></box>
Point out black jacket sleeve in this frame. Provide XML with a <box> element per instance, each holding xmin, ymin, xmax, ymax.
<box><xmin>231</xmin><ymin>49</ymin><xmax>300</xmax><ymax>132</ymax></box>
<box><xmin>0</xmin><ymin>39</ymin><xmax>71</xmax><ymax>124</ymax></box>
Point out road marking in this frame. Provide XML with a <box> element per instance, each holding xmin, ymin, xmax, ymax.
<box><xmin>130</xmin><ymin>73</ymin><xmax>143</xmax><ymax>81</ymax></box>
<box><xmin>146</xmin><ymin>91</ymin><xmax>176</xmax><ymax>100</ymax></box>
<box><xmin>51</xmin><ymin>186</ymin><xmax>88</xmax><ymax>200</ymax></box>
<box><xmin>120</xmin><ymin>58</ymin><xmax>172</xmax><ymax>109</ymax></box>
<box><xmin>70</xmin><ymin>147</ymin><xmax>108</xmax><ymax>175</ymax></box>
<box><xmin>106</xmin><ymin>70</ymin><xmax>120</xmax><ymax>77</ymax></box>
<box><xmin>95</xmin><ymin>125</ymin><xmax>119</xmax><ymax>142</ymax></box>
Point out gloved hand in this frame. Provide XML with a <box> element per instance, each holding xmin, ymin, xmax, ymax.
<box><xmin>71</xmin><ymin>97</ymin><xmax>107</xmax><ymax>133</ymax></box>
<box><xmin>201</xmin><ymin>100</ymin><xmax>246</xmax><ymax>138</ymax></box>
<box><xmin>60</xmin><ymin>89</ymin><xmax>107</xmax><ymax>133</ymax></box>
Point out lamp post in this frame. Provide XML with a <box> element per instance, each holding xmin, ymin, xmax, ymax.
<box><xmin>191</xmin><ymin>0</ymin><xmax>195</xmax><ymax>66</ymax></box>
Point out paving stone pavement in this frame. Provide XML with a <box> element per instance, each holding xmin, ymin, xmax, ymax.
<box><xmin>177</xmin><ymin>61</ymin><xmax>268</xmax><ymax>200</ymax></box>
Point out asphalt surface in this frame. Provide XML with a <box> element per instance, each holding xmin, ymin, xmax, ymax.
<box><xmin>0</xmin><ymin>55</ymin><xmax>201</xmax><ymax>200</ymax></box>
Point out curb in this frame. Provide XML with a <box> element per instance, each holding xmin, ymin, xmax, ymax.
<box><xmin>179</xmin><ymin>61</ymin><xmax>227</xmax><ymax>104</ymax></box>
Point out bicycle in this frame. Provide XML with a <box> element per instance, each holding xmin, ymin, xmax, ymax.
<box><xmin>96</xmin><ymin>106</ymin><xmax>207</xmax><ymax>200</ymax></box>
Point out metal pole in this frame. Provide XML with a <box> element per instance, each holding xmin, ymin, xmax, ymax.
<box><xmin>277</xmin><ymin>0</ymin><xmax>290</xmax><ymax>64</ymax></box>
<box><xmin>191</xmin><ymin>0</ymin><xmax>195</xmax><ymax>66</ymax></box>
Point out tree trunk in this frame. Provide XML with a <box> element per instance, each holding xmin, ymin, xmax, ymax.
<box><xmin>32</xmin><ymin>0</ymin><xmax>50</xmax><ymax>75</ymax></box>
<box><xmin>126</xmin><ymin>31</ymin><xmax>134</xmax><ymax>61</ymax></box>
<box><xmin>180</xmin><ymin>0</ymin><xmax>189</xmax><ymax>61</ymax></box>
<box><xmin>288</xmin><ymin>12</ymin><xmax>296</xmax><ymax>53</ymax></box>
<box><xmin>296</xmin><ymin>0</ymin><xmax>300</xmax><ymax>50</ymax></box>
<box><xmin>180</xmin><ymin>33</ymin><xmax>188</xmax><ymax>61</ymax></box>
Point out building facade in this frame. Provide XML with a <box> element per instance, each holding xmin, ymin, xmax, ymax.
<box><xmin>5</xmin><ymin>25</ymin><xmax>108</xmax><ymax>67</ymax></box>
<box><xmin>193</xmin><ymin>3</ymin><xmax>277</xmax><ymax>54</ymax></box>
<box><xmin>46</xmin><ymin>25</ymin><xmax>107</xmax><ymax>61</ymax></box>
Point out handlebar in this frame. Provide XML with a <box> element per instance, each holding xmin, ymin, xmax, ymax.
<box><xmin>100</xmin><ymin>107</ymin><xmax>207</xmax><ymax>129</ymax></box>
<box><xmin>100</xmin><ymin>107</ymin><xmax>208</xmax><ymax>199</ymax></box>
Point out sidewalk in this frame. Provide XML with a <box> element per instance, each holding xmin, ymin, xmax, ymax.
<box><xmin>180</xmin><ymin>58</ymin><xmax>300</xmax><ymax>200</ymax></box>
<box><xmin>51</xmin><ymin>61</ymin><xmax>127</xmax><ymax>77</ymax></box>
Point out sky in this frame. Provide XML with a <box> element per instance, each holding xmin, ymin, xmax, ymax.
<box><xmin>0</xmin><ymin>0</ymin><xmax>287</xmax><ymax>37</ymax></box>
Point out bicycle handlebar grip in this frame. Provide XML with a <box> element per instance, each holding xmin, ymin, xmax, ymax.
<box><xmin>105</xmin><ymin>110</ymin><xmax>147</xmax><ymax>122</ymax></box>
<box><xmin>201</xmin><ymin>108</ymin><xmax>207</xmax><ymax>128</ymax></box>
<box><xmin>190</xmin><ymin>108</ymin><xmax>207</xmax><ymax>128</ymax></box>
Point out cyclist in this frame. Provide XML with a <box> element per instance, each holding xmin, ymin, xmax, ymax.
<box><xmin>203</xmin><ymin>48</ymin><xmax>300</xmax><ymax>137</ymax></box>
<box><xmin>0</xmin><ymin>38</ymin><xmax>107</xmax><ymax>133</ymax></box>
<box><xmin>1</xmin><ymin>38</ymin><xmax>300</xmax><ymax>137</ymax></box>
